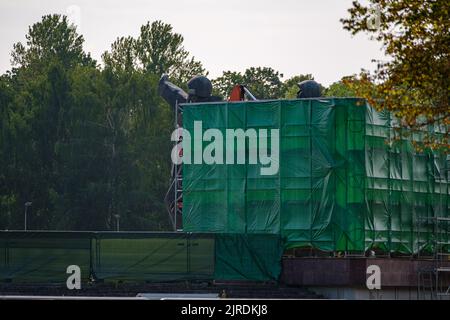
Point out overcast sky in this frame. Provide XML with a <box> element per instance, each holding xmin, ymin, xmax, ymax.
<box><xmin>0</xmin><ymin>0</ymin><xmax>384</xmax><ymax>86</ymax></box>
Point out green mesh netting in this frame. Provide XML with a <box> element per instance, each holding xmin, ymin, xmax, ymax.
<box><xmin>0</xmin><ymin>232</ymin><xmax>91</xmax><ymax>282</ymax></box>
<box><xmin>0</xmin><ymin>232</ymin><xmax>282</xmax><ymax>283</ymax></box>
<box><xmin>91</xmin><ymin>233</ymin><xmax>215</xmax><ymax>281</ymax></box>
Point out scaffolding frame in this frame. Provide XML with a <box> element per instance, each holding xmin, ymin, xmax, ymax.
<box><xmin>417</xmin><ymin>154</ymin><xmax>450</xmax><ymax>300</ymax></box>
<box><xmin>417</xmin><ymin>217</ymin><xmax>450</xmax><ymax>299</ymax></box>
<box><xmin>165</xmin><ymin>101</ymin><xmax>184</xmax><ymax>231</ymax></box>
<box><xmin>434</xmin><ymin>216</ymin><xmax>450</xmax><ymax>298</ymax></box>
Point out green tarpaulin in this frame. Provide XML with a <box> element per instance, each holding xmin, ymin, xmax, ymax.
<box><xmin>92</xmin><ymin>232</ymin><xmax>214</xmax><ymax>281</ymax></box>
<box><xmin>0</xmin><ymin>231</ymin><xmax>282</xmax><ymax>283</ymax></box>
<box><xmin>214</xmin><ymin>233</ymin><xmax>283</xmax><ymax>281</ymax></box>
<box><xmin>0</xmin><ymin>232</ymin><xmax>91</xmax><ymax>282</ymax></box>
<box><xmin>182</xmin><ymin>98</ymin><xmax>449</xmax><ymax>254</ymax></box>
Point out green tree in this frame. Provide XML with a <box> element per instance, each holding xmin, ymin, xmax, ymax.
<box><xmin>342</xmin><ymin>0</ymin><xmax>450</xmax><ymax>150</ymax></box>
<box><xmin>0</xmin><ymin>75</ymin><xmax>17</xmax><ymax>228</ymax></box>
<box><xmin>0</xmin><ymin>16</ymin><xmax>207</xmax><ymax>231</ymax></box>
<box><xmin>102</xmin><ymin>36</ymin><xmax>138</xmax><ymax>73</ymax></box>
<box><xmin>323</xmin><ymin>78</ymin><xmax>357</xmax><ymax>97</ymax></box>
<box><xmin>94</xmin><ymin>66</ymin><xmax>172</xmax><ymax>231</ymax></box>
<box><xmin>283</xmin><ymin>74</ymin><xmax>319</xmax><ymax>99</ymax></box>
<box><xmin>243</xmin><ymin>67</ymin><xmax>284</xmax><ymax>99</ymax></box>
<box><xmin>104</xmin><ymin>20</ymin><xmax>206</xmax><ymax>84</ymax></box>
<box><xmin>213</xmin><ymin>67</ymin><xmax>284</xmax><ymax>100</ymax></box>
<box><xmin>2</xmin><ymin>14</ymin><xmax>96</xmax><ymax>229</ymax></box>
<box><xmin>12</xmin><ymin>14</ymin><xmax>94</xmax><ymax>71</ymax></box>
<box><xmin>211</xmin><ymin>71</ymin><xmax>244</xmax><ymax>99</ymax></box>
<box><xmin>0</xmin><ymin>15</ymin><xmax>172</xmax><ymax>231</ymax></box>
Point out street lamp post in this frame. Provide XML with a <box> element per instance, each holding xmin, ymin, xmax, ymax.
<box><xmin>24</xmin><ymin>202</ymin><xmax>32</xmax><ymax>231</ymax></box>
<box><xmin>114</xmin><ymin>214</ymin><xmax>120</xmax><ymax>232</ymax></box>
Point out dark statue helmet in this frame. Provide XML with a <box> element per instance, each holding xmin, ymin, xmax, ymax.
<box><xmin>297</xmin><ymin>80</ymin><xmax>321</xmax><ymax>98</ymax></box>
<box><xmin>187</xmin><ymin>75</ymin><xmax>213</xmax><ymax>98</ymax></box>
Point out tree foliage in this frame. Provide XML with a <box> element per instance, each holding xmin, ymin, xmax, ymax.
<box><xmin>0</xmin><ymin>15</ymin><xmax>204</xmax><ymax>230</ymax></box>
<box><xmin>323</xmin><ymin>78</ymin><xmax>357</xmax><ymax>97</ymax></box>
<box><xmin>283</xmin><ymin>74</ymin><xmax>323</xmax><ymax>99</ymax></box>
<box><xmin>103</xmin><ymin>20</ymin><xmax>206</xmax><ymax>84</ymax></box>
<box><xmin>213</xmin><ymin>70</ymin><xmax>328</xmax><ymax>100</ymax></box>
<box><xmin>212</xmin><ymin>67</ymin><xmax>285</xmax><ymax>100</ymax></box>
<box><xmin>342</xmin><ymin>0</ymin><xmax>450</xmax><ymax>151</ymax></box>
<box><xmin>12</xmin><ymin>14</ymin><xmax>94</xmax><ymax>70</ymax></box>
<box><xmin>211</xmin><ymin>71</ymin><xmax>244</xmax><ymax>99</ymax></box>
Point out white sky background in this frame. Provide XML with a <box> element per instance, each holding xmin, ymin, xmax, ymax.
<box><xmin>0</xmin><ymin>0</ymin><xmax>385</xmax><ymax>86</ymax></box>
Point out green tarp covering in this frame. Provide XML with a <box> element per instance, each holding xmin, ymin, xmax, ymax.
<box><xmin>214</xmin><ymin>234</ymin><xmax>283</xmax><ymax>281</ymax></box>
<box><xmin>0</xmin><ymin>231</ymin><xmax>282</xmax><ymax>283</ymax></box>
<box><xmin>0</xmin><ymin>232</ymin><xmax>91</xmax><ymax>282</ymax></box>
<box><xmin>92</xmin><ymin>233</ymin><xmax>215</xmax><ymax>281</ymax></box>
<box><xmin>182</xmin><ymin>98</ymin><xmax>450</xmax><ymax>254</ymax></box>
